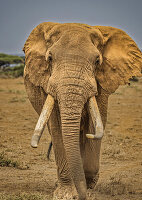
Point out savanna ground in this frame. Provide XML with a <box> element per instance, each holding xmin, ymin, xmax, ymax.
<box><xmin>0</xmin><ymin>77</ymin><xmax>142</xmax><ymax>200</ymax></box>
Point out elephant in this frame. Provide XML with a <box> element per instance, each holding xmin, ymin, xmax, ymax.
<box><xmin>23</xmin><ymin>22</ymin><xmax>142</xmax><ymax>200</ymax></box>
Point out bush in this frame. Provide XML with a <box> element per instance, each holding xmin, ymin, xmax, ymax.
<box><xmin>0</xmin><ymin>53</ymin><xmax>24</xmax><ymax>66</ymax></box>
<box><xmin>0</xmin><ymin>64</ymin><xmax>24</xmax><ymax>78</ymax></box>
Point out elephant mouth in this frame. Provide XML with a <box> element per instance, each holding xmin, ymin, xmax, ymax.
<box><xmin>31</xmin><ymin>94</ymin><xmax>104</xmax><ymax>148</ymax></box>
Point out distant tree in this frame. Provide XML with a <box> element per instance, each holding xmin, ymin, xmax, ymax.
<box><xmin>0</xmin><ymin>53</ymin><xmax>24</xmax><ymax>67</ymax></box>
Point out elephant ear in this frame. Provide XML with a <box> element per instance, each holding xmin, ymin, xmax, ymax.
<box><xmin>95</xmin><ymin>26</ymin><xmax>142</xmax><ymax>94</ymax></box>
<box><xmin>23</xmin><ymin>22</ymin><xmax>59</xmax><ymax>91</ymax></box>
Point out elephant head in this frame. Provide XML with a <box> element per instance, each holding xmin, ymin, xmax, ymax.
<box><xmin>23</xmin><ymin>22</ymin><xmax>142</xmax><ymax>199</ymax></box>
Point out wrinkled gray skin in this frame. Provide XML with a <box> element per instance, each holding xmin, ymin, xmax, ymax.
<box><xmin>24</xmin><ymin>23</ymin><xmax>142</xmax><ymax>200</ymax></box>
<box><xmin>46</xmin><ymin>27</ymin><xmax>102</xmax><ymax>199</ymax></box>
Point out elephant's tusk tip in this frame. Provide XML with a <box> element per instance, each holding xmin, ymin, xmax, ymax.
<box><xmin>31</xmin><ymin>144</ymin><xmax>38</xmax><ymax>148</ymax></box>
<box><xmin>86</xmin><ymin>134</ymin><xmax>95</xmax><ymax>139</ymax></box>
<box><xmin>31</xmin><ymin>135</ymin><xmax>40</xmax><ymax>148</ymax></box>
<box><xmin>86</xmin><ymin>132</ymin><xmax>104</xmax><ymax>139</ymax></box>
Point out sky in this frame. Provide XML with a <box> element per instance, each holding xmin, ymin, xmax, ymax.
<box><xmin>0</xmin><ymin>0</ymin><xmax>142</xmax><ymax>55</ymax></box>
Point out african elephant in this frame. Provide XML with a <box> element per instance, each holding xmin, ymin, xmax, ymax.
<box><xmin>23</xmin><ymin>22</ymin><xmax>142</xmax><ymax>200</ymax></box>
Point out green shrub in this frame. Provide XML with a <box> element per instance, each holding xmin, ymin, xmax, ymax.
<box><xmin>0</xmin><ymin>53</ymin><xmax>24</xmax><ymax>66</ymax></box>
<box><xmin>0</xmin><ymin>64</ymin><xmax>24</xmax><ymax>78</ymax></box>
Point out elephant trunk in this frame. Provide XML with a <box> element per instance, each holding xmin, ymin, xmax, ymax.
<box><xmin>59</xmin><ymin>84</ymin><xmax>87</xmax><ymax>199</ymax></box>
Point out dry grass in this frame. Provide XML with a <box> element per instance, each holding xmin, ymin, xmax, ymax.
<box><xmin>0</xmin><ymin>77</ymin><xmax>142</xmax><ymax>200</ymax></box>
<box><xmin>0</xmin><ymin>193</ymin><xmax>50</xmax><ymax>200</ymax></box>
<box><xmin>96</xmin><ymin>173</ymin><xmax>135</xmax><ymax>196</ymax></box>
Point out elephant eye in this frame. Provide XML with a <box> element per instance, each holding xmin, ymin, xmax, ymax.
<box><xmin>46</xmin><ymin>51</ymin><xmax>52</xmax><ymax>75</ymax></box>
<box><xmin>48</xmin><ymin>54</ymin><xmax>52</xmax><ymax>62</ymax></box>
<box><xmin>46</xmin><ymin>51</ymin><xmax>52</xmax><ymax>62</ymax></box>
<box><xmin>95</xmin><ymin>56</ymin><xmax>100</xmax><ymax>67</ymax></box>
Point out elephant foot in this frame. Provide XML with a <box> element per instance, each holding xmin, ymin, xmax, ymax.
<box><xmin>53</xmin><ymin>183</ymin><xmax>78</xmax><ymax>200</ymax></box>
<box><xmin>86</xmin><ymin>173</ymin><xmax>99</xmax><ymax>189</ymax></box>
<box><xmin>53</xmin><ymin>175</ymin><xmax>99</xmax><ymax>200</ymax></box>
<box><xmin>86</xmin><ymin>189</ymin><xmax>97</xmax><ymax>200</ymax></box>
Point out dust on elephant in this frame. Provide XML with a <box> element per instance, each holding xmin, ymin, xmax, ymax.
<box><xmin>23</xmin><ymin>22</ymin><xmax>142</xmax><ymax>200</ymax></box>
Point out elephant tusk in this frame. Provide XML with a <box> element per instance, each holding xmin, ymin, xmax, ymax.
<box><xmin>31</xmin><ymin>94</ymin><xmax>54</xmax><ymax>148</ymax></box>
<box><xmin>86</xmin><ymin>96</ymin><xmax>104</xmax><ymax>139</ymax></box>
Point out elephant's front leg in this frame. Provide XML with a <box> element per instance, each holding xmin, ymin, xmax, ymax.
<box><xmin>81</xmin><ymin>138</ymin><xmax>101</xmax><ymax>189</ymax></box>
<box><xmin>48</xmin><ymin>103</ymin><xmax>77</xmax><ymax>199</ymax></box>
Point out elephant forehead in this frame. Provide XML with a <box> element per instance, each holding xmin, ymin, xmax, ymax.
<box><xmin>60</xmin><ymin>30</ymin><xmax>90</xmax><ymax>46</ymax></box>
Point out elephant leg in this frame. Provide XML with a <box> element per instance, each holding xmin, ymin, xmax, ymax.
<box><xmin>48</xmin><ymin>103</ymin><xmax>72</xmax><ymax>185</ymax></box>
<box><xmin>81</xmin><ymin>137</ymin><xmax>101</xmax><ymax>189</ymax></box>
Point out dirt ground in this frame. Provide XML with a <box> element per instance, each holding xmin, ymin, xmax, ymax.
<box><xmin>0</xmin><ymin>77</ymin><xmax>142</xmax><ymax>200</ymax></box>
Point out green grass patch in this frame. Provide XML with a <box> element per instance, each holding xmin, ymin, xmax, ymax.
<box><xmin>0</xmin><ymin>89</ymin><xmax>5</xmax><ymax>92</ymax></box>
<box><xmin>9</xmin><ymin>97</ymin><xmax>26</xmax><ymax>103</ymax></box>
<box><xmin>0</xmin><ymin>152</ymin><xmax>20</xmax><ymax>168</ymax></box>
<box><xmin>7</xmin><ymin>89</ymin><xmax>25</xmax><ymax>95</ymax></box>
<box><xmin>0</xmin><ymin>152</ymin><xmax>29</xmax><ymax>170</ymax></box>
<box><xmin>0</xmin><ymin>64</ymin><xmax>24</xmax><ymax>78</ymax></box>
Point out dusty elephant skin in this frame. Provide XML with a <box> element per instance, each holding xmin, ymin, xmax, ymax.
<box><xmin>23</xmin><ymin>22</ymin><xmax>142</xmax><ymax>199</ymax></box>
